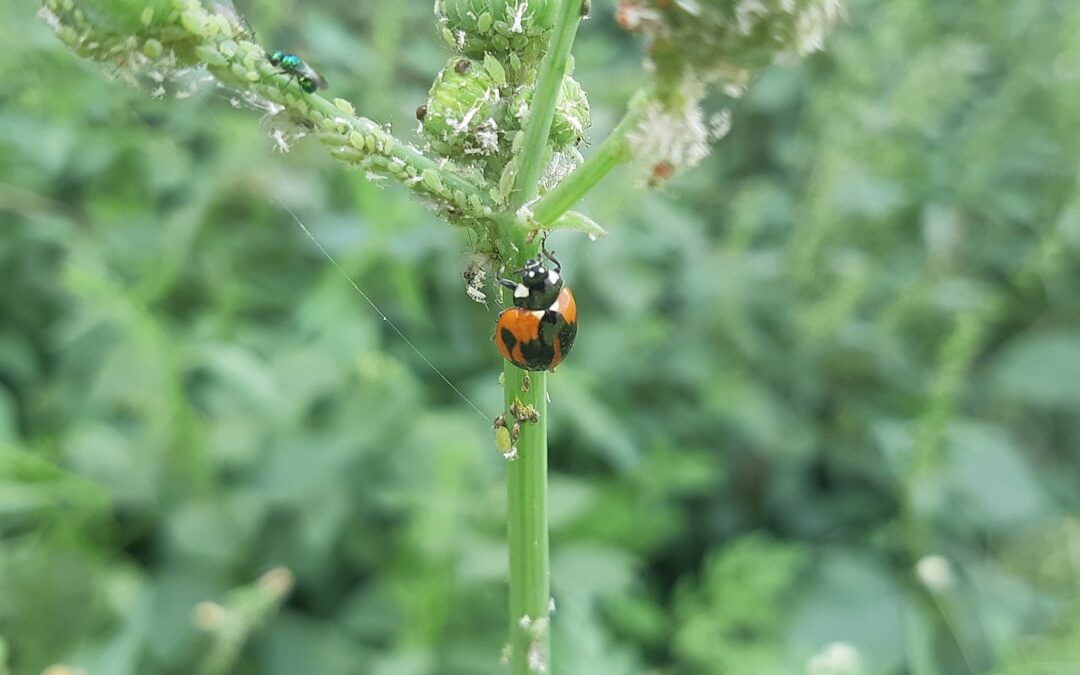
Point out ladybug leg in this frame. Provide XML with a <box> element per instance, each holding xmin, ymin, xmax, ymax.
<box><xmin>495</xmin><ymin>263</ymin><xmax>522</xmax><ymax>291</ymax></box>
<box><xmin>498</xmin><ymin>276</ymin><xmax>532</xmax><ymax>302</ymax></box>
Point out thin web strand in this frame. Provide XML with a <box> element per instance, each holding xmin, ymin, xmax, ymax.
<box><xmin>276</xmin><ymin>202</ymin><xmax>491</xmax><ymax>420</ymax></box>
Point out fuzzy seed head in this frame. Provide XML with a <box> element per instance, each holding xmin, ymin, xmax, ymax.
<box><xmin>619</xmin><ymin>0</ymin><xmax>846</xmax><ymax>100</ymax></box>
<box><xmin>628</xmin><ymin>76</ymin><xmax>711</xmax><ymax>180</ymax></box>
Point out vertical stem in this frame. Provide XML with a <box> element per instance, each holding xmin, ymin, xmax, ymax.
<box><xmin>501</xmin><ymin>3</ymin><xmax>584</xmax><ymax>671</ymax></box>
<box><xmin>501</xmin><ymin>216</ymin><xmax>551</xmax><ymax>673</ymax></box>
<box><xmin>532</xmin><ymin>104</ymin><xmax>643</xmax><ymax>226</ymax></box>
<box><xmin>509</xmin><ymin>0</ymin><xmax>585</xmax><ymax>210</ymax></box>
<box><xmin>902</xmin><ymin>303</ymin><xmax>998</xmax><ymax>673</ymax></box>
<box><xmin>504</xmin><ymin>365</ymin><xmax>549</xmax><ymax>674</ymax></box>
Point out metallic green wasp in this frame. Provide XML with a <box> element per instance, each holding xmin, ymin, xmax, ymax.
<box><xmin>268</xmin><ymin>50</ymin><xmax>327</xmax><ymax>94</ymax></box>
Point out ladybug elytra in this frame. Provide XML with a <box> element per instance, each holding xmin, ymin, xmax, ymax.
<box><xmin>495</xmin><ymin>242</ymin><xmax>578</xmax><ymax>372</ymax></box>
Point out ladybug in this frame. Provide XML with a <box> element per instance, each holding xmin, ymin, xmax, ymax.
<box><xmin>495</xmin><ymin>242</ymin><xmax>578</xmax><ymax>372</ymax></box>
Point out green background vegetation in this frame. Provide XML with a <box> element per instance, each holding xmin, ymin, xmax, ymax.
<box><xmin>3</xmin><ymin>0</ymin><xmax>1080</xmax><ymax>673</ymax></box>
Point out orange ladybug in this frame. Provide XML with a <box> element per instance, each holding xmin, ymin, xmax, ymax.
<box><xmin>495</xmin><ymin>242</ymin><xmax>578</xmax><ymax>371</ymax></box>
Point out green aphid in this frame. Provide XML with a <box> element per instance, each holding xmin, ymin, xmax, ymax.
<box><xmin>268</xmin><ymin>50</ymin><xmax>327</xmax><ymax>94</ymax></box>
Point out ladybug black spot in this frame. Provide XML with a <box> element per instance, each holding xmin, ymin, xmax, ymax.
<box><xmin>520</xmin><ymin>336</ymin><xmax>553</xmax><ymax>369</ymax></box>
<box><xmin>500</xmin><ymin>327</ymin><xmax>517</xmax><ymax>352</ymax></box>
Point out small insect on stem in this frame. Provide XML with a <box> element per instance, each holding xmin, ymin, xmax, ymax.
<box><xmin>416</xmin><ymin>104</ymin><xmax>428</xmax><ymax>121</ymax></box>
<box><xmin>454</xmin><ymin>59</ymin><xmax>472</xmax><ymax>74</ymax></box>
<box><xmin>210</xmin><ymin>0</ymin><xmax>255</xmax><ymax>38</ymax></box>
<box><xmin>268</xmin><ymin>50</ymin><xmax>328</xmax><ymax>94</ymax></box>
<box><xmin>582</xmin><ymin>0</ymin><xmax>591</xmax><ymax>18</ymax></box>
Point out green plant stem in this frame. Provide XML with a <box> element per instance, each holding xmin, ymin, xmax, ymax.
<box><xmin>509</xmin><ymin>0</ymin><xmax>585</xmax><ymax>210</ymax></box>
<box><xmin>500</xmin><ymin>198</ymin><xmax>554</xmax><ymax>675</ymax></box>
<box><xmin>41</xmin><ymin>0</ymin><xmax>494</xmax><ymax>222</ymax></box>
<box><xmin>533</xmin><ymin>100</ymin><xmax>644</xmax><ymax>226</ymax></box>
<box><xmin>504</xmin><ymin>365</ymin><xmax>550</xmax><ymax>674</ymax></box>
<box><xmin>500</xmin><ymin>2</ymin><xmax>584</xmax><ymax>672</ymax></box>
<box><xmin>901</xmin><ymin>302</ymin><xmax>999</xmax><ymax>673</ymax></box>
<box><xmin>305</xmin><ymin>94</ymin><xmax>489</xmax><ymax>212</ymax></box>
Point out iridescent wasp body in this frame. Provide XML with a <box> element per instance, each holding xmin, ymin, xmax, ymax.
<box><xmin>268</xmin><ymin>50</ymin><xmax>327</xmax><ymax>94</ymax></box>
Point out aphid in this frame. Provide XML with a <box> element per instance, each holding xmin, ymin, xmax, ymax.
<box><xmin>211</xmin><ymin>0</ymin><xmax>255</xmax><ymax>38</ymax></box>
<box><xmin>416</xmin><ymin>104</ymin><xmax>428</xmax><ymax>121</ymax></box>
<box><xmin>268</xmin><ymin>50</ymin><xmax>327</xmax><ymax>94</ymax></box>
<box><xmin>454</xmin><ymin>59</ymin><xmax>472</xmax><ymax>74</ymax></box>
<box><xmin>495</xmin><ymin>239</ymin><xmax>578</xmax><ymax>372</ymax></box>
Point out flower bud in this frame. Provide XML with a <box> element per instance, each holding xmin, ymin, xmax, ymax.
<box><xmin>508</xmin><ymin>75</ymin><xmax>590</xmax><ymax>150</ymax></box>
<box><xmin>422</xmin><ymin>57</ymin><xmax>505</xmax><ymax>156</ymax></box>
<box><xmin>436</xmin><ymin>0</ymin><xmax>558</xmax><ymax>58</ymax></box>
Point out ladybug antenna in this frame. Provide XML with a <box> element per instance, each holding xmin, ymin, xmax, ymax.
<box><xmin>540</xmin><ymin>234</ymin><xmax>561</xmax><ymax>272</ymax></box>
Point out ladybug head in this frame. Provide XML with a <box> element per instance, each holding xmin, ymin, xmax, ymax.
<box><xmin>513</xmin><ymin>258</ymin><xmax>563</xmax><ymax>309</ymax></box>
<box><xmin>521</xmin><ymin>258</ymin><xmax>554</xmax><ymax>287</ymax></box>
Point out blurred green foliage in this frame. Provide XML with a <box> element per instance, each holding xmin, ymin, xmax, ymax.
<box><xmin>2</xmin><ymin>0</ymin><xmax>1080</xmax><ymax>673</ymax></box>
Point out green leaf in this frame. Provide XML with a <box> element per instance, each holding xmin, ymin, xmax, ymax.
<box><xmin>550</xmin><ymin>210</ymin><xmax>609</xmax><ymax>237</ymax></box>
<box><xmin>552</xmin><ymin>543</ymin><xmax>637</xmax><ymax>602</ymax></box>
<box><xmin>673</xmin><ymin>535</ymin><xmax>808</xmax><ymax>674</ymax></box>
<box><xmin>947</xmin><ymin>423</ymin><xmax>1050</xmax><ymax>529</ymax></box>
<box><xmin>989</xmin><ymin>330</ymin><xmax>1080</xmax><ymax>408</ymax></box>
<box><xmin>790</xmin><ymin>552</ymin><xmax>907</xmax><ymax>674</ymax></box>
